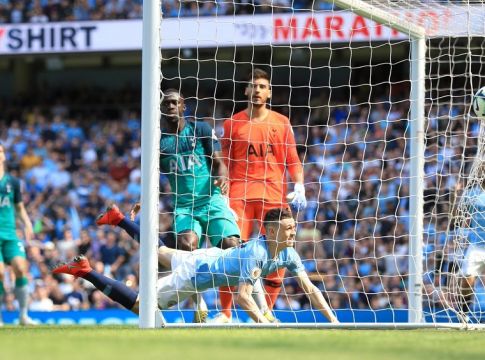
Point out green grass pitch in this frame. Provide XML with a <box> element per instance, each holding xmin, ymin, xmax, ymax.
<box><xmin>1</xmin><ymin>326</ymin><xmax>484</xmax><ymax>360</ymax></box>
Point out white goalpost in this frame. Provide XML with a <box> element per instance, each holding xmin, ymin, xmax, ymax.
<box><xmin>139</xmin><ymin>0</ymin><xmax>485</xmax><ymax>329</ymax></box>
<box><xmin>140</xmin><ymin>0</ymin><xmax>161</xmax><ymax>328</ymax></box>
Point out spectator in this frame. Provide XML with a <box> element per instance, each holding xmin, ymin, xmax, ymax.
<box><xmin>0</xmin><ymin>78</ymin><xmax>471</xmax><ymax>314</ymax></box>
<box><xmin>29</xmin><ymin>283</ymin><xmax>55</xmax><ymax>311</ymax></box>
<box><xmin>99</xmin><ymin>232</ymin><xmax>126</xmax><ymax>279</ymax></box>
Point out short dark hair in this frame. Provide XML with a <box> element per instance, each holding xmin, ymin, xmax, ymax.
<box><xmin>248</xmin><ymin>68</ymin><xmax>270</xmax><ymax>83</ymax></box>
<box><xmin>263</xmin><ymin>208</ymin><xmax>294</xmax><ymax>228</ymax></box>
<box><xmin>162</xmin><ymin>88</ymin><xmax>184</xmax><ymax>99</ymax></box>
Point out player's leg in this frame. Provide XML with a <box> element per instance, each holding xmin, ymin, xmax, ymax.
<box><xmin>177</xmin><ymin>231</ymin><xmax>199</xmax><ymax>251</ymax></box>
<box><xmin>158</xmin><ymin>239</ymin><xmax>207</xmax><ymax>323</ymax></box>
<box><xmin>96</xmin><ymin>204</ymin><xmax>166</xmax><ymax>247</ymax></box>
<box><xmin>216</xmin><ymin>199</ymin><xmax>255</xmax><ymax>321</ymax></box>
<box><xmin>174</xmin><ymin>211</ymin><xmax>202</xmax><ymax>251</ymax></box>
<box><xmin>176</xmin><ymin>227</ymin><xmax>206</xmax><ymax>321</ymax></box>
<box><xmin>459</xmin><ymin>275</ymin><xmax>477</xmax><ymax>315</ymax></box>
<box><xmin>458</xmin><ymin>245</ymin><xmax>485</xmax><ymax>319</ymax></box>
<box><xmin>204</xmin><ymin>195</ymin><xmax>241</xmax><ymax>250</ymax></box>
<box><xmin>157</xmin><ymin>272</ymin><xmax>197</xmax><ymax>311</ymax></box>
<box><xmin>52</xmin><ymin>255</ymin><xmax>140</xmax><ymax>312</ymax></box>
<box><xmin>157</xmin><ymin>249</ymin><xmax>201</xmax><ymax>321</ymax></box>
<box><xmin>0</xmin><ymin>255</ymin><xmax>4</xmax><ymax>326</ymax></box>
<box><xmin>96</xmin><ymin>205</ymin><xmax>179</xmax><ymax>268</ymax></box>
<box><xmin>6</xmin><ymin>238</ymin><xmax>33</xmax><ymax>325</ymax></box>
<box><xmin>234</xmin><ymin>199</ymin><xmax>255</xmax><ymax>242</ymax></box>
<box><xmin>264</xmin><ymin>268</ymin><xmax>286</xmax><ymax>309</ymax></box>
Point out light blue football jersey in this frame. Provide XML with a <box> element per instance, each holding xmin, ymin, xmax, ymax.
<box><xmin>192</xmin><ymin>236</ymin><xmax>305</xmax><ymax>291</ymax></box>
<box><xmin>463</xmin><ymin>186</ymin><xmax>485</xmax><ymax>246</ymax></box>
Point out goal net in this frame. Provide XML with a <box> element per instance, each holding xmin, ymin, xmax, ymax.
<box><xmin>141</xmin><ymin>0</ymin><xmax>485</xmax><ymax>327</ymax></box>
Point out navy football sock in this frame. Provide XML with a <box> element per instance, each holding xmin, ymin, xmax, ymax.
<box><xmin>119</xmin><ymin>218</ymin><xmax>165</xmax><ymax>247</ymax></box>
<box><xmin>84</xmin><ymin>271</ymin><xmax>138</xmax><ymax>310</ymax></box>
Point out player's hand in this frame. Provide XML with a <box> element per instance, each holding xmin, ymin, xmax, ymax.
<box><xmin>287</xmin><ymin>183</ymin><xmax>307</xmax><ymax>211</ymax></box>
<box><xmin>24</xmin><ymin>225</ymin><xmax>34</xmax><ymax>245</ymax></box>
<box><xmin>214</xmin><ymin>177</ymin><xmax>229</xmax><ymax>195</ymax></box>
<box><xmin>130</xmin><ymin>202</ymin><xmax>141</xmax><ymax>221</ymax></box>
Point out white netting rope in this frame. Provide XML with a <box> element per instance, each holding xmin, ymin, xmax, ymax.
<box><xmin>152</xmin><ymin>1</ymin><xmax>485</xmax><ymax>326</ymax></box>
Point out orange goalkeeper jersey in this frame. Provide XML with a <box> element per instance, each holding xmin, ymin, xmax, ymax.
<box><xmin>221</xmin><ymin>109</ymin><xmax>303</xmax><ymax>203</ymax></box>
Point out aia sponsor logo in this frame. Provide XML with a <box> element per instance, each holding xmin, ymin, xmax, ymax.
<box><xmin>247</xmin><ymin>143</ymin><xmax>275</xmax><ymax>158</ymax></box>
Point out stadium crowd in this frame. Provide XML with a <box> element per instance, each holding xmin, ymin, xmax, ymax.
<box><xmin>0</xmin><ymin>0</ymin><xmax>465</xmax><ymax>24</ymax></box>
<box><xmin>0</xmin><ymin>83</ymin><xmax>478</xmax><ymax>316</ymax></box>
<box><xmin>0</xmin><ymin>0</ymin><xmax>332</xmax><ymax>24</ymax></box>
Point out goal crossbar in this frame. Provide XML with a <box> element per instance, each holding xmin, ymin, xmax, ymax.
<box><xmin>333</xmin><ymin>0</ymin><xmax>426</xmax><ymax>39</ymax></box>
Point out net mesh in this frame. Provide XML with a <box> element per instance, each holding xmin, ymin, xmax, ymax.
<box><xmin>153</xmin><ymin>0</ymin><xmax>485</xmax><ymax>325</ymax></box>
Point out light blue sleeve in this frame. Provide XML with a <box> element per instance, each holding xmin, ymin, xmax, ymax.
<box><xmin>238</xmin><ymin>244</ymin><xmax>264</xmax><ymax>286</ymax></box>
<box><xmin>285</xmin><ymin>248</ymin><xmax>305</xmax><ymax>275</ymax></box>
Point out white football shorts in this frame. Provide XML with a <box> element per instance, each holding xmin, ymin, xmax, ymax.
<box><xmin>156</xmin><ymin>248</ymin><xmax>221</xmax><ymax>309</ymax></box>
<box><xmin>157</xmin><ymin>250</ymin><xmax>197</xmax><ymax>309</ymax></box>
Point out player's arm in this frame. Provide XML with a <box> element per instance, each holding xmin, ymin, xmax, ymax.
<box><xmin>236</xmin><ymin>282</ymin><xmax>270</xmax><ymax>323</ymax></box>
<box><xmin>282</xmin><ymin>120</ymin><xmax>306</xmax><ymax>210</ymax></box>
<box><xmin>296</xmin><ymin>271</ymin><xmax>339</xmax><ymax>323</ymax></box>
<box><xmin>14</xmin><ymin>179</ymin><xmax>33</xmax><ymax>244</ymax></box>
<box><xmin>15</xmin><ymin>202</ymin><xmax>33</xmax><ymax>244</ymax></box>
<box><xmin>220</xmin><ymin>119</ymin><xmax>232</xmax><ymax>168</ymax></box>
<box><xmin>212</xmin><ymin>150</ymin><xmax>229</xmax><ymax>195</ymax></box>
<box><xmin>199</xmin><ymin>121</ymin><xmax>229</xmax><ymax>194</ymax></box>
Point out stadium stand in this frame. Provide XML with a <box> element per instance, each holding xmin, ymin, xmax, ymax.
<box><xmin>0</xmin><ymin>80</ymin><xmax>475</xmax><ymax>313</ymax></box>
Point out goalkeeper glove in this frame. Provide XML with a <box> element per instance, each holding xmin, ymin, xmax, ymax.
<box><xmin>287</xmin><ymin>183</ymin><xmax>307</xmax><ymax>211</ymax></box>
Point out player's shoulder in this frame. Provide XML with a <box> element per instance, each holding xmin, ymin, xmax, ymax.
<box><xmin>281</xmin><ymin>246</ymin><xmax>302</xmax><ymax>261</ymax></box>
<box><xmin>6</xmin><ymin>173</ymin><xmax>20</xmax><ymax>185</ymax></box>
<box><xmin>244</xmin><ymin>238</ymin><xmax>268</xmax><ymax>257</ymax></box>
<box><xmin>269</xmin><ymin>110</ymin><xmax>290</xmax><ymax>123</ymax></box>
<box><xmin>227</xmin><ymin>110</ymin><xmax>248</xmax><ymax>122</ymax></box>
<box><xmin>192</xmin><ymin>119</ymin><xmax>212</xmax><ymax>129</ymax></box>
<box><xmin>5</xmin><ymin>174</ymin><xmax>22</xmax><ymax>194</ymax></box>
<box><xmin>189</xmin><ymin>120</ymin><xmax>214</xmax><ymax>135</ymax></box>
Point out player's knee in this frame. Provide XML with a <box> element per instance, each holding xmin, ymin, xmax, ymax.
<box><xmin>11</xmin><ymin>260</ymin><xmax>28</xmax><ymax>277</ymax></box>
<box><xmin>219</xmin><ymin>236</ymin><xmax>240</xmax><ymax>249</ymax></box>
<box><xmin>177</xmin><ymin>233</ymin><xmax>199</xmax><ymax>251</ymax></box>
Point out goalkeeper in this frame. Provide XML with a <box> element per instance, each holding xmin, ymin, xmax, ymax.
<box><xmin>53</xmin><ymin>207</ymin><xmax>338</xmax><ymax>324</ymax></box>
<box><xmin>219</xmin><ymin>68</ymin><xmax>306</xmax><ymax>320</ymax></box>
